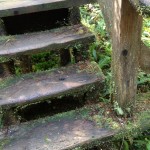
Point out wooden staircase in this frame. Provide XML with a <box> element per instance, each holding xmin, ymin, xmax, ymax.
<box><xmin>0</xmin><ymin>0</ymin><xmax>116</xmax><ymax>149</ymax></box>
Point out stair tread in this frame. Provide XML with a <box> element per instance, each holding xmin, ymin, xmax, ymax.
<box><xmin>1</xmin><ymin>105</ymin><xmax>115</xmax><ymax>150</ymax></box>
<box><xmin>0</xmin><ymin>0</ymin><xmax>96</xmax><ymax>18</ymax></box>
<box><xmin>0</xmin><ymin>61</ymin><xmax>104</xmax><ymax>107</ymax></box>
<box><xmin>0</xmin><ymin>24</ymin><xmax>94</xmax><ymax>57</ymax></box>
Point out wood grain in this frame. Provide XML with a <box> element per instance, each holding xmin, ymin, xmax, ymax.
<box><xmin>0</xmin><ymin>24</ymin><xmax>94</xmax><ymax>57</ymax></box>
<box><xmin>111</xmin><ymin>0</ymin><xmax>143</xmax><ymax>108</ymax></box>
<box><xmin>0</xmin><ymin>62</ymin><xmax>104</xmax><ymax>107</ymax></box>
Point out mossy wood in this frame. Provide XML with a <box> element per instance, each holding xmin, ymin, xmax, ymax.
<box><xmin>0</xmin><ymin>24</ymin><xmax>94</xmax><ymax>57</ymax></box>
<box><xmin>0</xmin><ymin>61</ymin><xmax>104</xmax><ymax>107</ymax></box>
<box><xmin>0</xmin><ymin>0</ymin><xmax>96</xmax><ymax>18</ymax></box>
<box><xmin>0</xmin><ymin>91</ymin><xmax>149</xmax><ymax>150</ymax></box>
<box><xmin>0</xmin><ymin>106</ymin><xmax>115</xmax><ymax>150</ymax></box>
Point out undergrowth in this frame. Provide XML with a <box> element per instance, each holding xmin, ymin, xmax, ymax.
<box><xmin>80</xmin><ymin>3</ymin><xmax>150</xmax><ymax>150</ymax></box>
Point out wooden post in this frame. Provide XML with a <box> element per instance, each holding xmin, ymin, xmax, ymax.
<box><xmin>60</xmin><ymin>7</ymin><xmax>81</xmax><ymax>66</ymax></box>
<box><xmin>111</xmin><ymin>0</ymin><xmax>143</xmax><ymax>110</ymax></box>
<box><xmin>19</xmin><ymin>55</ymin><xmax>32</xmax><ymax>74</ymax></box>
<box><xmin>60</xmin><ymin>48</ymin><xmax>71</xmax><ymax>66</ymax></box>
<box><xmin>0</xmin><ymin>18</ymin><xmax>6</xmax><ymax>35</ymax></box>
<box><xmin>0</xmin><ymin>18</ymin><xmax>15</xmax><ymax>79</ymax></box>
<box><xmin>69</xmin><ymin>7</ymin><xmax>81</xmax><ymax>25</ymax></box>
<box><xmin>0</xmin><ymin>60</ymin><xmax>15</xmax><ymax>79</ymax></box>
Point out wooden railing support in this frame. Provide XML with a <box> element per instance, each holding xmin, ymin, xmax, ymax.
<box><xmin>98</xmin><ymin>0</ymin><xmax>144</xmax><ymax>110</ymax></box>
<box><xmin>111</xmin><ymin>0</ymin><xmax>143</xmax><ymax>109</ymax></box>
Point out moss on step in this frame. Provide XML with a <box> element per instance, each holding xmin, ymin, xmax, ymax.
<box><xmin>0</xmin><ymin>92</ymin><xmax>149</xmax><ymax>149</ymax></box>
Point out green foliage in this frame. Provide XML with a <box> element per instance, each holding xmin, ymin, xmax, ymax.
<box><xmin>137</xmin><ymin>71</ymin><xmax>150</xmax><ymax>92</ymax></box>
<box><xmin>80</xmin><ymin>4</ymin><xmax>150</xmax><ymax>150</ymax></box>
<box><xmin>142</xmin><ymin>17</ymin><xmax>150</xmax><ymax>47</ymax></box>
<box><xmin>80</xmin><ymin>4</ymin><xmax>112</xmax><ymax>102</ymax></box>
<box><xmin>32</xmin><ymin>51</ymin><xmax>60</xmax><ymax>72</ymax></box>
<box><xmin>114</xmin><ymin>102</ymin><xmax>124</xmax><ymax>116</ymax></box>
<box><xmin>80</xmin><ymin>4</ymin><xmax>150</xmax><ymax>102</ymax></box>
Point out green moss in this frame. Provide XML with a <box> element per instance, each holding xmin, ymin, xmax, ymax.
<box><xmin>0</xmin><ymin>138</ymin><xmax>10</xmax><ymax>150</ymax></box>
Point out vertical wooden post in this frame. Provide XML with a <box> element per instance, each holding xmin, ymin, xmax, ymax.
<box><xmin>60</xmin><ymin>49</ymin><xmax>71</xmax><ymax>66</ymax></box>
<box><xmin>0</xmin><ymin>19</ymin><xmax>7</xmax><ymax>35</ymax></box>
<box><xmin>19</xmin><ymin>55</ymin><xmax>32</xmax><ymax>74</ymax></box>
<box><xmin>69</xmin><ymin>7</ymin><xmax>81</xmax><ymax>25</ymax></box>
<box><xmin>0</xmin><ymin>60</ymin><xmax>15</xmax><ymax>79</ymax></box>
<box><xmin>0</xmin><ymin>18</ymin><xmax>15</xmax><ymax>79</ymax></box>
<box><xmin>112</xmin><ymin>0</ymin><xmax>143</xmax><ymax>110</ymax></box>
<box><xmin>60</xmin><ymin>7</ymin><xmax>81</xmax><ymax>66</ymax></box>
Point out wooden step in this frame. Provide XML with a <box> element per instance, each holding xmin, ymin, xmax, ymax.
<box><xmin>0</xmin><ymin>0</ymin><xmax>96</xmax><ymax>18</ymax></box>
<box><xmin>0</xmin><ymin>61</ymin><xmax>104</xmax><ymax>107</ymax></box>
<box><xmin>0</xmin><ymin>105</ymin><xmax>115</xmax><ymax>150</ymax></box>
<box><xmin>0</xmin><ymin>92</ymin><xmax>150</xmax><ymax>150</ymax></box>
<box><xmin>0</xmin><ymin>24</ymin><xmax>94</xmax><ymax>57</ymax></box>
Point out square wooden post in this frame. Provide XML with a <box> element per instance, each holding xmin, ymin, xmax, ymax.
<box><xmin>111</xmin><ymin>0</ymin><xmax>143</xmax><ymax>110</ymax></box>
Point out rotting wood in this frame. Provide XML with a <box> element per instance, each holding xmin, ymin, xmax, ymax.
<box><xmin>111</xmin><ymin>0</ymin><xmax>143</xmax><ymax>109</ymax></box>
<box><xmin>139</xmin><ymin>42</ymin><xmax>150</xmax><ymax>73</ymax></box>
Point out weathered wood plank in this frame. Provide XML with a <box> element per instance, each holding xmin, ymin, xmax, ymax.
<box><xmin>0</xmin><ymin>92</ymin><xmax>149</xmax><ymax>150</ymax></box>
<box><xmin>0</xmin><ymin>61</ymin><xmax>104</xmax><ymax>107</ymax></box>
<box><xmin>139</xmin><ymin>42</ymin><xmax>150</xmax><ymax>73</ymax></box>
<box><xmin>111</xmin><ymin>0</ymin><xmax>143</xmax><ymax>109</ymax></box>
<box><xmin>0</xmin><ymin>106</ymin><xmax>115</xmax><ymax>150</ymax></box>
<box><xmin>0</xmin><ymin>0</ymin><xmax>96</xmax><ymax>18</ymax></box>
<box><xmin>0</xmin><ymin>24</ymin><xmax>94</xmax><ymax>57</ymax></box>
